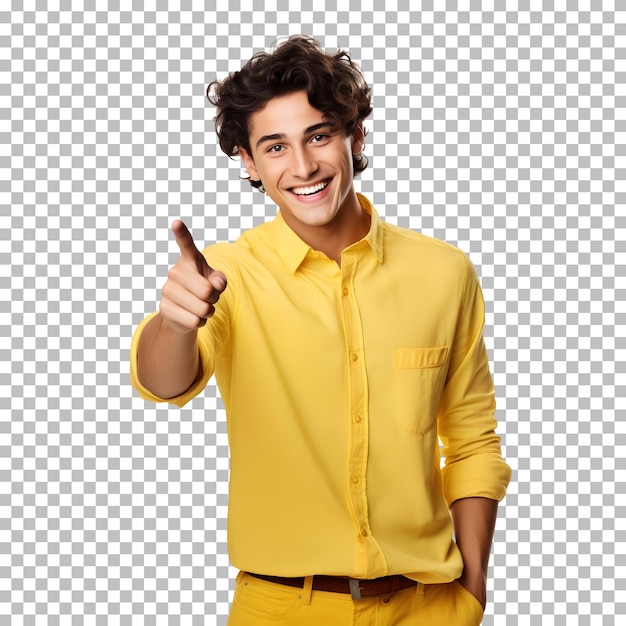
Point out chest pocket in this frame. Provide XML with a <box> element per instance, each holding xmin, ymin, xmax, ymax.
<box><xmin>393</xmin><ymin>346</ymin><xmax>450</xmax><ymax>436</ymax></box>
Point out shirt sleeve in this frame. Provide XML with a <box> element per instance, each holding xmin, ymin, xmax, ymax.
<box><xmin>129</xmin><ymin>245</ymin><xmax>235</xmax><ymax>408</ymax></box>
<box><xmin>438</xmin><ymin>257</ymin><xmax>512</xmax><ymax>506</ymax></box>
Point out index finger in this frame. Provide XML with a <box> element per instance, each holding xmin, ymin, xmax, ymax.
<box><xmin>172</xmin><ymin>220</ymin><xmax>203</xmax><ymax>261</ymax></box>
<box><xmin>173</xmin><ymin>220</ymin><xmax>213</xmax><ymax>278</ymax></box>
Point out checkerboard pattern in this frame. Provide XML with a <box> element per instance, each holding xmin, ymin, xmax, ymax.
<box><xmin>3</xmin><ymin>2</ymin><xmax>623</xmax><ymax>624</ymax></box>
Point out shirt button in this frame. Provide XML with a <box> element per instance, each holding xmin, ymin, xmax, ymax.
<box><xmin>351</xmin><ymin>476</ymin><xmax>359</xmax><ymax>484</ymax></box>
<box><xmin>343</xmin><ymin>287</ymin><xmax>349</xmax><ymax>296</ymax></box>
<box><xmin>354</xmin><ymin>414</ymin><xmax>362</xmax><ymax>423</ymax></box>
<box><xmin>361</xmin><ymin>528</ymin><xmax>368</xmax><ymax>537</ymax></box>
<box><xmin>351</xmin><ymin>353</ymin><xmax>358</xmax><ymax>362</ymax></box>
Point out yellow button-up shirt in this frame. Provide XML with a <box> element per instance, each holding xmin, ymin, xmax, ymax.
<box><xmin>130</xmin><ymin>194</ymin><xmax>511</xmax><ymax>583</ymax></box>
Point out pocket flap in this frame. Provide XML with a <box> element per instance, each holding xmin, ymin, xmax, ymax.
<box><xmin>394</xmin><ymin>346</ymin><xmax>449</xmax><ymax>369</ymax></box>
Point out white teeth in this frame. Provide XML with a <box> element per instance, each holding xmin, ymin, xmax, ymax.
<box><xmin>291</xmin><ymin>181</ymin><xmax>328</xmax><ymax>196</ymax></box>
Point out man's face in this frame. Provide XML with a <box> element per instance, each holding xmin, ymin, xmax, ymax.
<box><xmin>239</xmin><ymin>91</ymin><xmax>364</xmax><ymax>239</ymax></box>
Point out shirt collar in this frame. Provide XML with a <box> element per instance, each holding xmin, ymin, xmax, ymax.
<box><xmin>357</xmin><ymin>193</ymin><xmax>384</xmax><ymax>264</ymax></box>
<box><xmin>270</xmin><ymin>193</ymin><xmax>384</xmax><ymax>273</ymax></box>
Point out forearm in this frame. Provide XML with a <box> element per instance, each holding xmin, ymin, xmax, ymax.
<box><xmin>136</xmin><ymin>313</ymin><xmax>202</xmax><ymax>399</ymax></box>
<box><xmin>450</xmin><ymin>496</ymin><xmax>499</xmax><ymax>607</ymax></box>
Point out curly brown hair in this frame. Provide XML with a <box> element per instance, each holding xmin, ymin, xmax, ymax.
<box><xmin>206</xmin><ymin>36</ymin><xmax>372</xmax><ymax>191</ymax></box>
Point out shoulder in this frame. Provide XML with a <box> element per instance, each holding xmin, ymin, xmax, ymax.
<box><xmin>200</xmin><ymin>219</ymin><xmax>277</xmax><ymax>277</ymax></box>
<box><xmin>382</xmin><ymin>221</ymin><xmax>470</xmax><ymax>272</ymax></box>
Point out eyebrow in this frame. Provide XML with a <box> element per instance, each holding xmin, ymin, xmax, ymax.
<box><xmin>255</xmin><ymin>122</ymin><xmax>333</xmax><ymax>149</ymax></box>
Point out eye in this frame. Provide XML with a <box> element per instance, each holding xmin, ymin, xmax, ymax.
<box><xmin>267</xmin><ymin>144</ymin><xmax>284</xmax><ymax>153</ymax></box>
<box><xmin>311</xmin><ymin>134</ymin><xmax>327</xmax><ymax>143</ymax></box>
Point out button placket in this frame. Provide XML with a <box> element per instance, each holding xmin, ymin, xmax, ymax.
<box><xmin>341</xmin><ymin>256</ymin><xmax>371</xmax><ymax>558</ymax></box>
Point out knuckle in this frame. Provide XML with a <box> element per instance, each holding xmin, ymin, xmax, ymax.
<box><xmin>197</xmin><ymin>283</ymin><xmax>213</xmax><ymax>302</ymax></box>
<box><xmin>198</xmin><ymin>302</ymin><xmax>213</xmax><ymax>319</ymax></box>
<box><xmin>159</xmin><ymin>296</ymin><xmax>171</xmax><ymax>315</ymax></box>
<box><xmin>161</xmin><ymin>281</ymin><xmax>173</xmax><ymax>298</ymax></box>
<box><xmin>166</xmin><ymin>268</ymin><xmax>181</xmax><ymax>287</ymax></box>
<box><xmin>159</xmin><ymin>299</ymin><xmax>178</xmax><ymax>325</ymax></box>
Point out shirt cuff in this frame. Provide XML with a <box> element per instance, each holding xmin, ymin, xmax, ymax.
<box><xmin>442</xmin><ymin>451</ymin><xmax>512</xmax><ymax>507</ymax></box>
<box><xmin>129</xmin><ymin>312</ymin><xmax>212</xmax><ymax>408</ymax></box>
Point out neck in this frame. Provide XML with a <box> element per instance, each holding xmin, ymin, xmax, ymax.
<box><xmin>285</xmin><ymin>191</ymin><xmax>371</xmax><ymax>265</ymax></box>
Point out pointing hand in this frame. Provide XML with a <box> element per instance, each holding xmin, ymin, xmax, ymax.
<box><xmin>158</xmin><ymin>220</ymin><xmax>227</xmax><ymax>333</ymax></box>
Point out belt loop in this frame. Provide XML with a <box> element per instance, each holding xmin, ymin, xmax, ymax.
<box><xmin>300</xmin><ymin>576</ymin><xmax>314</xmax><ymax>605</ymax></box>
<box><xmin>415</xmin><ymin>581</ymin><xmax>424</xmax><ymax>598</ymax></box>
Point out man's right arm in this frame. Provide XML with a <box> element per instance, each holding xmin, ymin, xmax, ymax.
<box><xmin>135</xmin><ymin>220</ymin><xmax>227</xmax><ymax>399</ymax></box>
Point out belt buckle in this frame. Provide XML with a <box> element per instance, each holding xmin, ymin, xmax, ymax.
<box><xmin>348</xmin><ymin>578</ymin><xmax>363</xmax><ymax>600</ymax></box>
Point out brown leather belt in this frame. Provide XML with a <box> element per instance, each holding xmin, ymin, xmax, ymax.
<box><xmin>248</xmin><ymin>573</ymin><xmax>417</xmax><ymax>600</ymax></box>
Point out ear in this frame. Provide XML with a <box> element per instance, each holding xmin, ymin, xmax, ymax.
<box><xmin>351</xmin><ymin>125</ymin><xmax>365</xmax><ymax>155</ymax></box>
<box><xmin>239</xmin><ymin>147</ymin><xmax>260</xmax><ymax>180</ymax></box>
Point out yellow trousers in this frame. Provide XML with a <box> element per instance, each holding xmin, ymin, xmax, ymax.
<box><xmin>228</xmin><ymin>572</ymin><xmax>485</xmax><ymax>626</ymax></box>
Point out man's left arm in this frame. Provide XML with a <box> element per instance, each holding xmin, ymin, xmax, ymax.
<box><xmin>450</xmin><ymin>496</ymin><xmax>499</xmax><ymax>610</ymax></box>
<box><xmin>437</xmin><ymin>257</ymin><xmax>511</xmax><ymax>608</ymax></box>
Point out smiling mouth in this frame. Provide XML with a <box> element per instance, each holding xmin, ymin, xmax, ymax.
<box><xmin>290</xmin><ymin>179</ymin><xmax>330</xmax><ymax>196</ymax></box>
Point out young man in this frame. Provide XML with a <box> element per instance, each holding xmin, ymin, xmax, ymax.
<box><xmin>130</xmin><ymin>36</ymin><xmax>511</xmax><ymax>625</ymax></box>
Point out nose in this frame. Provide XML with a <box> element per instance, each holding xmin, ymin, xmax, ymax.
<box><xmin>291</xmin><ymin>145</ymin><xmax>318</xmax><ymax>179</ymax></box>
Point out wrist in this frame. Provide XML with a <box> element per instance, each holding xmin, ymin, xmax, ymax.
<box><xmin>458</xmin><ymin>570</ymin><xmax>487</xmax><ymax>611</ymax></box>
<box><xmin>460</xmin><ymin>567</ymin><xmax>485</xmax><ymax>586</ymax></box>
<box><xmin>460</xmin><ymin>553</ymin><xmax>487</xmax><ymax>578</ymax></box>
<box><xmin>160</xmin><ymin>313</ymin><xmax>201</xmax><ymax>336</ymax></box>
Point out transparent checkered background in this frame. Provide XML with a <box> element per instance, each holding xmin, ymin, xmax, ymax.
<box><xmin>3</xmin><ymin>1</ymin><xmax>624</xmax><ymax>624</ymax></box>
